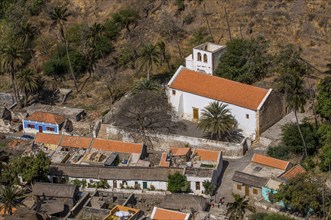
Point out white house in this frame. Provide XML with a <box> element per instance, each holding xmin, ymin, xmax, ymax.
<box><xmin>49</xmin><ymin>164</ymin><xmax>183</xmax><ymax>192</ymax></box>
<box><xmin>185</xmin><ymin>42</ymin><xmax>226</xmax><ymax>75</ymax></box>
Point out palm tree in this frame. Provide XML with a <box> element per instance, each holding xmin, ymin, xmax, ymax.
<box><xmin>133</xmin><ymin>78</ymin><xmax>160</xmax><ymax>93</ymax></box>
<box><xmin>17</xmin><ymin>22</ymin><xmax>38</xmax><ymax>47</ymax></box>
<box><xmin>137</xmin><ymin>43</ymin><xmax>160</xmax><ymax>80</ymax></box>
<box><xmin>49</xmin><ymin>6</ymin><xmax>78</xmax><ymax>91</ymax></box>
<box><xmin>157</xmin><ymin>41</ymin><xmax>171</xmax><ymax>71</ymax></box>
<box><xmin>0</xmin><ymin>44</ymin><xmax>25</xmax><ymax>108</ymax></box>
<box><xmin>17</xmin><ymin>68</ymin><xmax>38</xmax><ymax>106</ymax></box>
<box><xmin>226</xmin><ymin>194</ymin><xmax>256</xmax><ymax>220</ymax></box>
<box><xmin>0</xmin><ymin>186</ymin><xmax>26</xmax><ymax>216</ymax></box>
<box><xmin>197</xmin><ymin>102</ymin><xmax>237</xmax><ymax>140</ymax></box>
<box><xmin>283</xmin><ymin>73</ymin><xmax>308</xmax><ymax>157</ymax></box>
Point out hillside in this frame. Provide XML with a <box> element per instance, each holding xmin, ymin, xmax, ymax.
<box><xmin>0</xmin><ymin>0</ymin><xmax>330</xmax><ymax>119</ymax></box>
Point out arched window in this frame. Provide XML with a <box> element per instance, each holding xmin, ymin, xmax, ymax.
<box><xmin>197</xmin><ymin>52</ymin><xmax>202</xmax><ymax>61</ymax></box>
<box><xmin>203</xmin><ymin>54</ymin><xmax>208</xmax><ymax>63</ymax></box>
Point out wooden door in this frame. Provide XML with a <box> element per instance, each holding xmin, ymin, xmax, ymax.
<box><xmin>245</xmin><ymin>185</ymin><xmax>249</xmax><ymax>196</ymax></box>
<box><xmin>143</xmin><ymin>182</ymin><xmax>147</xmax><ymax>189</ymax></box>
<box><xmin>113</xmin><ymin>180</ymin><xmax>117</xmax><ymax>188</ymax></box>
<box><xmin>193</xmin><ymin>108</ymin><xmax>199</xmax><ymax>120</ymax></box>
<box><xmin>38</xmin><ymin>126</ymin><xmax>43</xmax><ymax>133</ymax></box>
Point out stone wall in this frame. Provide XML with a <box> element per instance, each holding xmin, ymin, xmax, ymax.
<box><xmin>104</xmin><ymin>125</ymin><xmax>247</xmax><ymax>158</ymax></box>
<box><xmin>257</xmin><ymin>90</ymin><xmax>286</xmax><ymax>138</ymax></box>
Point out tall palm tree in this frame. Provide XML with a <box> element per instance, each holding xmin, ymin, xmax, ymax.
<box><xmin>283</xmin><ymin>73</ymin><xmax>308</xmax><ymax>157</ymax></box>
<box><xmin>49</xmin><ymin>6</ymin><xmax>78</xmax><ymax>91</ymax></box>
<box><xmin>17</xmin><ymin>68</ymin><xmax>38</xmax><ymax>106</ymax></box>
<box><xmin>226</xmin><ymin>194</ymin><xmax>256</xmax><ymax>220</ymax></box>
<box><xmin>0</xmin><ymin>186</ymin><xmax>26</xmax><ymax>216</ymax></box>
<box><xmin>157</xmin><ymin>41</ymin><xmax>171</xmax><ymax>71</ymax></box>
<box><xmin>0</xmin><ymin>44</ymin><xmax>25</xmax><ymax>108</ymax></box>
<box><xmin>137</xmin><ymin>43</ymin><xmax>160</xmax><ymax>80</ymax></box>
<box><xmin>197</xmin><ymin>102</ymin><xmax>237</xmax><ymax>140</ymax></box>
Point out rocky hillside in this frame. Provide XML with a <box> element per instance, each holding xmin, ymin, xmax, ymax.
<box><xmin>65</xmin><ymin>0</ymin><xmax>330</xmax><ymax>70</ymax></box>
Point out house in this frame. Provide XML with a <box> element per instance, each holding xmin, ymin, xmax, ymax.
<box><xmin>25</xmin><ymin>104</ymin><xmax>86</xmax><ymax>122</ymax></box>
<box><xmin>159</xmin><ymin>194</ymin><xmax>208</xmax><ymax>212</ymax></box>
<box><xmin>49</xmin><ymin>164</ymin><xmax>183</xmax><ymax>191</ymax></box>
<box><xmin>150</xmin><ymin>207</ymin><xmax>190</xmax><ymax>220</ymax></box>
<box><xmin>185</xmin><ymin>42</ymin><xmax>226</xmax><ymax>75</ymax></box>
<box><xmin>34</xmin><ymin>133</ymin><xmax>146</xmax><ymax>166</ymax></box>
<box><xmin>232</xmin><ymin>153</ymin><xmax>291</xmax><ymax>200</ymax></box>
<box><xmin>232</xmin><ymin>171</ymin><xmax>268</xmax><ymax>199</ymax></box>
<box><xmin>31</xmin><ymin>182</ymin><xmax>79</xmax><ymax>218</ymax></box>
<box><xmin>103</xmin><ymin>205</ymin><xmax>142</xmax><ymax>220</ymax></box>
<box><xmin>23</xmin><ymin>111</ymin><xmax>65</xmax><ymax>134</ymax></box>
<box><xmin>167</xmin><ymin>42</ymin><xmax>286</xmax><ymax>139</ymax></box>
<box><xmin>186</xmin><ymin>149</ymin><xmax>223</xmax><ymax>194</ymax></box>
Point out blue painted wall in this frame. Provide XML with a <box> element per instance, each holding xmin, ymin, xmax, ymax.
<box><xmin>262</xmin><ymin>186</ymin><xmax>285</xmax><ymax>207</ymax></box>
<box><xmin>23</xmin><ymin>120</ymin><xmax>59</xmax><ymax>133</ymax></box>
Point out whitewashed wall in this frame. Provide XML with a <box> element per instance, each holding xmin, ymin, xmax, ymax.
<box><xmin>187</xmin><ymin>176</ymin><xmax>211</xmax><ymax>194</ymax></box>
<box><xmin>169</xmin><ymin>89</ymin><xmax>257</xmax><ymax>138</ymax></box>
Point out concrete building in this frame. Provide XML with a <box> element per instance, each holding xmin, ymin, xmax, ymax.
<box><xmin>185</xmin><ymin>42</ymin><xmax>226</xmax><ymax>75</ymax></box>
<box><xmin>23</xmin><ymin>111</ymin><xmax>65</xmax><ymax>134</ymax></box>
<box><xmin>49</xmin><ymin>164</ymin><xmax>183</xmax><ymax>191</ymax></box>
<box><xmin>232</xmin><ymin>153</ymin><xmax>291</xmax><ymax>200</ymax></box>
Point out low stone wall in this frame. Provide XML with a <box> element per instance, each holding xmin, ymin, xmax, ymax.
<box><xmin>103</xmin><ymin>125</ymin><xmax>247</xmax><ymax>157</ymax></box>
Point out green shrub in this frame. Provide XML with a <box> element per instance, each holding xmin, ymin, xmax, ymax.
<box><xmin>167</xmin><ymin>172</ymin><xmax>190</xmax><ymax>193</ymax></box>
<box><xmin>176</xmin><ymin>0</ymin><xmax>185</xmax><ymax>11</ymax></box>
<box><xmin>267</xmin><ymin>145</ymin><xmax>290</xmax><ymax>160</ymax></box>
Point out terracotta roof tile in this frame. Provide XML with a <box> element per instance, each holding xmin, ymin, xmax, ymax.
<box><xmin>159</xmin><ymin>153</ymin><xmax>170</xmax><ymax>167</ymax></box>
<box><xmin>60</xmin><ymin>135</ymin><xmax>92</xmax><ymax>149</ymax></box>
<box><xmin>169</xmin><ymin>67</ymin><xmax>269</xmax><ymax>110</ymax></box>
<box><xmin>92</xmin><ymin>138</ymin><xmax>143</xmax><ymax>154</ymax></box>
<box><xmin>152</xmin><ymin>207</ymin><xmax>189</xmax><ymax>220</ymax></box>
<box><xmin>194</xmin><ymin>149</ymin><xmax>220</xmax><ymax>162</ymax></box>
<box><xmin>26</xmin><ymin>111</ymin><xmax>65</xmax><ymax>124</ymax></box>
<box><xmin>279</xmin><ymin>164</ymin><xmax>306</xmax><ymax>180</ymax></box>
<box><xmin>252</xmin><ymin>153</ymin><xmax>290</xmax><ymax>170</ymax></box>
<box><xmin>34</xmin><ymin>133</ymin><xmax>61</xmax><ymax>145</ymax></box>
<box><xmin>170</xmin><ymin>146</ymin><xmax>191</xmax><ymax>156</ymax></box>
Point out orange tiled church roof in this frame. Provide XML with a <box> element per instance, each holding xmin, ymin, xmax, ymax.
<box><xmin>169</xmin><ymin>67</ymin><xmax>269</xmax><ymax>110</ymax></box>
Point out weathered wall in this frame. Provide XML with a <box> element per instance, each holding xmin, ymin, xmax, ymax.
<box><xmin>257</xmin><ymin>90</ymin><xmax>286</xmax><ymax>137</ymax></box>
<box><xmin>104</xmin><ymin>125</ymin><xmax>246</xmax><ymax>157</ymax></box>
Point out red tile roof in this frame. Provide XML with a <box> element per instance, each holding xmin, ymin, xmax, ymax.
<box><xmin>252</xmin><ymin>153</ymin><xmax>290</xmax><ymax>170</ymax></box>
<box><xmin>34</xmin><ymin>133</ymin><xmax>61</xmax><ymax>145</ymax></box>
<box><xmin>92</xmin><ymin>138</ymin><xmax>143</xmax><ymax>154</ymax></box>
<box><xmin>60</xmin><ymin>135</ymin><xmax>92</xmax><ymax>149</ymax></box>
<box><xmin>194</xmin><ymin>149</ymin><xmax>220</xmax><ymax>162</ymax></box>
<box><xmin>170</xmin><ymin>146</ymin><xmax>191</xmax><ymax>156</ymax></box>
<box><xmin>280</xmin><ymin>164</ymin><xmax>306</xmax><ymax>180</ymax></box>
<box><xmin>26</xmin><ymin>111</ymin><xmax>65</xmax><ymax>124</ymax></box>
<box><xmin>152</xmin><ymin>207</ymin><xmax>189</xmax><ymax>220</ymax></box>
<box><xmin>159</xmin><ymin>153</ymin><xmax>170</xmax><ymax>167</ymax></box>
<box><xmin>169</xmin><ymin>67</ymin><xmax>269</xmax><ymax>110</ymax></box>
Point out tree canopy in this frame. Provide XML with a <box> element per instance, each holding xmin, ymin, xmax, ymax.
<box><xmin>215</xmin><ymin>37</ymin><xmax>270</xmax><ymax>84</ymax></box>
<box><xmin>2</xmin><ymin>151</ymin><xmax>51</xmax><ymax>185</ymax></box>
<box><xmin>316</xmin><ymin>76</ymin><xmax>331</xmax><ymax>122</ymax></box>
<box><xmin>167</xmin><ymin>172</ymin><xmax>190</xmax><ymax>193</ymax></box>
<box><xmin>275</xmin><ymin>173</ymin><xmax>331</xmax><ymax>217</ymax></box>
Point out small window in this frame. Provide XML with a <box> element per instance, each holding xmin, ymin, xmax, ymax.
<box><xmin>203</xmin><ymin>54</ymin><xmax>208</xmax><ymax>62</ymax></box>
<box><xmin>172</xmin><ymin>90</ymin><xmax>176</xmax><ymax>95</ymax></box>
<box><xmin>28</xmin><ymin>124</ymin><xmax>35</xmax><ymax>129</ymax></box>
<box><xmin>253</xmin><ymin>188</ymin><xmax>258</xmax><ymax>195</ymax></box>
<box><xmin>197</xmin><ymin>52</ymin><xmax>202</xmax><ymax>61</ymax></box>
<box><xmin>46</xmin><ymin>127</ymin><xmax>54</xmax><ymax>131</ymax></box>
<box><xmin>246</xmin><ymin>114</ymin><xmax>249</xmax><ymax>119</ymax></box>
<box><xmin>196</xmin><ymin>182</ymin><xmax>201</xmax><ymax>190</ymax></box>
<box><xmin>237</xmin><ymin>184</ymin><xmax>242</xmax><ymax>190</ymax></box>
